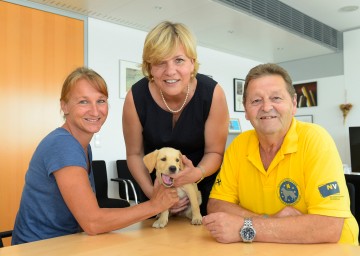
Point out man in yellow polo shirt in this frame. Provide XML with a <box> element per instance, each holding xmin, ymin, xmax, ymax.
<box><xmin>203</xmin><ymin>63</ymin><xmax>358</xmax><ymax>245</ymax></box>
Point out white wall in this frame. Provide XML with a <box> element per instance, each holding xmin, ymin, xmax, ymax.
<box><xmin>344</xmin><ymin>29</ymin><xmax>360</xmax><ymax>129</ymax></box>
<box><xmin>293</xmin><ymin>75</ymin><xmax>348</xmax><ymax>162</ymax></box>
<box><xmin>343</xmin><ymin>28</ymin><xmax>360</xmax><ymax>169</ymax></box>
<box><xmin>294</xmin><ymin>29</ymin><xmax>360</xmax><ymax>167</ymax></box>
<box><xmin>279</xmin><ymin>28</ymin><xmax>360</xmax><ymax>168</ymax></box>
<box><xmin>87</xmin><ymin>20</ymin><xmax>145</xmax><ymax>197</ymax></box>
<box><xmin>88</xmin><ymin>18</ymin><xmax>260</xmax><ymax>197</ymax></box>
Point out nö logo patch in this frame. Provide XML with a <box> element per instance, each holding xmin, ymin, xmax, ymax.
<box><xmin>318</xmin><ymin>181</ymin><xmax>340</xmax><ymax>198</ymax></box>
<box><xmin>278</xmin><ymin>179</ymin><xmax>300</xmax><ymax>205</ymax></box>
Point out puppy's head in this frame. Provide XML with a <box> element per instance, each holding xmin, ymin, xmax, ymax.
<box><xmin>143</xmin><ymin>147</ymin><xmax>183</xmax><ymax>187</ymax></box>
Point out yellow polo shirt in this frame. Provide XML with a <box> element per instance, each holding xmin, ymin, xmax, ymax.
<box><xmin>210</xmin><ymin>118</ymin><xmax>359</xmax><ymax>245</ymax></box>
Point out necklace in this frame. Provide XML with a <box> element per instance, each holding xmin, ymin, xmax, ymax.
<box><xmin>160</xmin><ymin>84</ymin><xmax>190</xmax><ymax>114</ymax></box>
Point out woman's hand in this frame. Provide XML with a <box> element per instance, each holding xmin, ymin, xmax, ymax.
<box><xmin>169</xmin><ymin>196</ymin><xmax>190</xmax><ymax>214</ymax></box>
<box><xmin>171</xmin><ymin>155</ymin><xmax>202</xmax><ymax>187</ymax></box>
<box><xmin>150</xmin><ymin>178</ymin><xmax>179</xmax><ymax>212</ymax></box>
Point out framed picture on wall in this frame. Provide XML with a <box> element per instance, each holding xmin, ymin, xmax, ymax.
<box><xmin>119</xmin><ymin>60</ymin><xmax>143</xmax><ymax>98</ymax></box>
<box><xmin>293</xmin><ymin>81</ymin><xmax>317</xmax><ymax>108</ymax></box>
<box><xmin>234</xmin><ymin>78</ymin><xmax>245</xmax><ymax>112</ymax></box>
<box><xmin>229</xmin><ymin>118</ymin><xmax>241</xmax><ymax>133</ymax></box>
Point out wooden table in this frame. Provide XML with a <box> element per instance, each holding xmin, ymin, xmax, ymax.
<box><xmin>1</xmin><ymin>217</ymin><xmax>359</xmax><ymax>255</ymax></box>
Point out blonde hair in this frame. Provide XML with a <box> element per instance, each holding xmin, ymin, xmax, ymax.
<box><xmin>142</xmin><ymin>21</ymin><xmax>199</xmax><ymax>80</ymax></box>
<box><xmin>60</xmin><ymin>67</ymin><xmax>108</xmax><ymax>104</ymax></box>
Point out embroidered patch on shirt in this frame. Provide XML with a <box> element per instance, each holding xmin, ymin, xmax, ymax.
<box><xmin>278</xmin><ymin>179</ymin><xmax>300</xmax><ymax>205</ymax></box>
<box><xmin>318</xmin><ymin>181</ymin><xmax>340</xmax><ymax>198</ymax></box>
<box><xmin>214</xmin><ymin>178</ymin><xmax>221</xmax><ymax>186</ymax></box>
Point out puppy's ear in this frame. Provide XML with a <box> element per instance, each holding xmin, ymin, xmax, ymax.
<box><xmin>143</xmin><ymin>150</ymin><xmax>159</xmax><ymax>173</ymax></box>
<box><xmin>179</xmin><ymin>151</ymin><xmax>184</xmax><ymax>170</ymax></box>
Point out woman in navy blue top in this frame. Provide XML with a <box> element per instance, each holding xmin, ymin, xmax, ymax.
<box><xmin>123</xmin><ymin>21</ymin><xmax>229</xmax><ymax>215</ymax></box>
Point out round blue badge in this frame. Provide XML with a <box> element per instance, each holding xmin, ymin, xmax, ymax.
<box><xmin>278</xmin><ymin>179</ymin><xmax>300</xmax><ymax>205</ymax></box>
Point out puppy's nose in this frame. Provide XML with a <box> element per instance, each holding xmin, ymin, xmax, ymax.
<box><xmin>169</xmin><ymin>165</ymin><xmax>177</xmax><ymax>173</ymax></box>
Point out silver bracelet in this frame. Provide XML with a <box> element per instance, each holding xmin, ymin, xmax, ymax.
<box><xmin>195</xmin><ymin>165</ymin><xmax>205</xmax><ymax>184</ymax></box>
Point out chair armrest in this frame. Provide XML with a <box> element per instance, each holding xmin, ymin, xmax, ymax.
<box><xmin>0</xmin><ymin>230</ymin><xmax>12</xmax><ymax>248</ymax></box>
<box><xmin>124</xmin><ymin>179</ymin><xmax>138</xmax><ymax>205</ymax></box>
<box><xmin>111</xmin><ymin>178</ymin><xmax>126</xmax><ymax>182</ymax></box>
<box><xmin>111</xmin><ymin>178</ymin><xmax>138</xmax><ymax>204</ymax></box>
<box><xmin>111</xmin><ymin>178</ymin><xmax>129</xmax><ymax>202</ymax></box>
<box><xmin>0</xmin><ymin>231</ymin><xmax>12</xmax><ymax>238</ymax></box>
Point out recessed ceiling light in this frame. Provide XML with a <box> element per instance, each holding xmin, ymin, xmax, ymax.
<box><xmin>339</xmin><ymin>5</ymin><xmax>359</xmax><ymax>12</ymax></box>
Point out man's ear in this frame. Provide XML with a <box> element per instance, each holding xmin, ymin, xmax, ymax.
<box><xmin>143</xmin><ymin>150</ymin><xmax>159</xmax><ymax>173</ymax></box>
<box><xmin>292</xmin><ymin>94</ymin><xmax>297</xmax><ymax>115</ymax></box>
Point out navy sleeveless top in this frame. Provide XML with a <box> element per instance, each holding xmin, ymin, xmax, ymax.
<box><xmin>132</xmin><ymin>73</ymin><xmax>218</xmax><ymax>215</ymax></box>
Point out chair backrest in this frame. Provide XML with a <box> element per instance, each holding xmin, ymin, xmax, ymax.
<box><xmin>345</xmin><ymin>174</ymin><xmax>359</xmax><ymax>242</ymax></box>
<box><xmin>116</xmin><ymin>160</ymin><xmax>147</xmax><ymax>202</ymax></box>
<box><xmin>347</xmin><ymin>182</ymin><xmax>356</xmax><ymax>216</ymax></box>
<box><xmin>92</xmin><ymin>160</ymin><xmax>109</xmax><ymax>200</ymax></box>
<box><xmin>92</xmin><ymin>160</ymin><xmax>131</xmax><ymax>209</ymax></box>
<box><xmin>0</xmin><ymin>230</ymin><xmax>13</xmax><ymax>248</ymax></box>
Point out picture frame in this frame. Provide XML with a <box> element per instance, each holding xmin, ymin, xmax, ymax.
<box><xmin>295</xmin><ymin>115</ymin><xmax>313</xmax><ymax>123</ymax></box>
<box><xmin>119</xmin><ymin>60</ymin><xmax>143</xmax><ymax>98</ymax></box>
<box><xmin>293</xmin><ymin>81</ymin><xmax>317</xmax><ymax>108</ymax></box>
<box><xmin>233</xmin><ymin>78</ymin><xmax>245</xmax><ymax>112</ymax></box>
<box><xmin>229</xmin><ymin>118</ymin><xmax>241</xmax><ymax>133</ymax></box>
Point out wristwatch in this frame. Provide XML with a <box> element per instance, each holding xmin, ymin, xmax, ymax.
<box><xmin>240</xmin><ymin>218</ymin><xmax>256</xmax><ymax>243</ymax></box>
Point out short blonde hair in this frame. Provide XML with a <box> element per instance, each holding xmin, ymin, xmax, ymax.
<box><xmin>142</xmin><ymin>21</ymin><xmax>199</xmax><ymax>80</ymax></box>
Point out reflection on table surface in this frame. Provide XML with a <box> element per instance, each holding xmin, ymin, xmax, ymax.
<box><xmin>1</xmin><ymin>217</ymin><xmax>359</xmax><ymax>256</ymax></box>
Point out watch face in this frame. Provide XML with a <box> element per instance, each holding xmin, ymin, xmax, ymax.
<box><xmin>241</xmin><ymin>227</ymin><xmax>255</xmax><ymax>241</ymax></box>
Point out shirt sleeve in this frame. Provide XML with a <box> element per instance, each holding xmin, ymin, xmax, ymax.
<box><xmin>302</xmin><ymin>125</ymin><xmax>352</xmax><ymax>218</ymax></box>
<box><xmin>42</xmin><ymin>134</ymin><xmax>88</xmax><ymax>176</ymax></box>
<box><xmin>209</xmin><ymin>137</ymin><xmax>241</xmax><ymax>204</ymax></box>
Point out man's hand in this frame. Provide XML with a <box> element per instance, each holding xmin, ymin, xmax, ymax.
<box><xmin>203</xmin><ymin>212</ymin><xmax>243</xmax><ymax>244</ymax></box>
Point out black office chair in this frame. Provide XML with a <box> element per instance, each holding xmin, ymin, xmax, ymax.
<box><xmin>111</xmin><ymin>160</ymin><xmax>148</xmax><ymax>204</ymax></box>
<box><xmin>92</xmin><ymin>160</ymin><xmax>130</xmax><ymax>208</ymax></box>
<box><xmin>345</xmin><ymin>174</ymin><xmax>359</xmax><ymax>242</ymax></box>
<box><xmin>347</xmin><ymin>182</ymin><xmax>356</xmax><ymax>217</ymax></box>
<box><xmin>0</xmin><ymin>230</ymin><xmax>12</xmax><ymax>248</ymax></box>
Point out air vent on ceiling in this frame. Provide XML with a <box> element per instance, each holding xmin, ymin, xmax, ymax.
<box><xmin>213</xmin><ymin>0</ymin><xmax>343</xmax><ymax>51</ymax></box>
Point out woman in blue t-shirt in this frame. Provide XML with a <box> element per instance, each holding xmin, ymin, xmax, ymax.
<box><xmin>12</xmin><ymin>67</ymin><xmax>179</xmax><ymax>245</ymax></box>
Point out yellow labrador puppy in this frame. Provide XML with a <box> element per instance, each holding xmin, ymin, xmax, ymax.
<box><xmin>143</xmin><ymin>147</ymin><xmax>202</xmax><ymax>228</ymax></box>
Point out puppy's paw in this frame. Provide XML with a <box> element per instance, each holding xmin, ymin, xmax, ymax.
<box><xmin>152</xmin><ymin>219</ymin><xmax>168</xmax><ymax>228</ymax></box>
<box><xmin>191</xmin><ymin>215</ymin><xmax>202</xmax><ymax>225</ymax></box>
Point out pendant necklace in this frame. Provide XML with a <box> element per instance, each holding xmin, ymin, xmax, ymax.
<box><xmin>160</xmin><ymin>84</ymin><xmax>190</xmax><ymax>114</ymax></box>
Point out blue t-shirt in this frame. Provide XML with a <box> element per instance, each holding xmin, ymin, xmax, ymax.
<box><xmin>12</xmin><ymin>128</ymin><xmax>95</xmax><ymax>245</ymax></box>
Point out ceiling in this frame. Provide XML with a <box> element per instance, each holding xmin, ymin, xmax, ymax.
<box><xmin>27</xmin><ymin>0</ymin><xmax>360</xmax><ymax>63</ymax></box>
